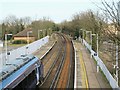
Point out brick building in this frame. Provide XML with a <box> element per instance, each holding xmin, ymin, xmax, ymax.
<box><xmin>13</xmin><ymin>28</ymin><xmax>35</xmax><ymax>43</ymax></box>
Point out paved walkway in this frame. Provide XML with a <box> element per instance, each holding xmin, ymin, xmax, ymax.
<box><xmin>73</xmin><ymin>41</ymin><xmax>111</xmax><ymax>89</ymax></box>
<box><xmin>33</xmin><ymin>34</ymin><xmax>56</xmax><ymax>59</ymax></box>
<box><xmin>33</xmin><ymin>40</ymin><xmax>55</xmax><ymax>59</ymax></box>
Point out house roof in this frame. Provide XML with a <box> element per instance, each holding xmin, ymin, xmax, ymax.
<box><xmin>14</xmin><ymin>28</ymin><xmax>34</xmax><ymax>37</ymax></box>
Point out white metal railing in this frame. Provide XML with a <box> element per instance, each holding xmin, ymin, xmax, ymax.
<box><xmin>82</xmin><ymin>38</ymin><xmax>119</xmax><ymax>89</ymax></box>
<box><xmin>0</xmin><ymin>36</ymin><xmax>49</xmax><ymax>66</ymax></box>
<box><xmin>72</xmin><ymin>41</ymin><xmax>77</xmax><ymax>89</ymax></box>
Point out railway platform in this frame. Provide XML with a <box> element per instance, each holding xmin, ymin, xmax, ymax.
<box><xmin>33</xmin><ymin>40</ymin><xmax>55</xmax><ymax>59</ymax></box>
<box><xmin>33</xmin><ymin>34</ymin><xmax>56</xmax><ymax>59</ymax></box>
<box><xmin>73</xmin><ymin>41</ymin><xmax>111</xmax><ymax>89</ymax></box>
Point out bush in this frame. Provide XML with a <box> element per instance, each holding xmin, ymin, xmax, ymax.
<box><xmin>12</xmin><ymin>40</ymin><xmax>27</xmax><ymax>44</ymax></box>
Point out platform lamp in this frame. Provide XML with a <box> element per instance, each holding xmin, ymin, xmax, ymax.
<box><xmin>26</xmin><ymin>31</ymin><xmax>32</xmax><ymax>55</ymax></box>
<box><xmin>38</xmin><ymin>30</ymin><xmax>42</xmax><ymax>39</ymax></box>
<box><xmin>5</xmin><ymin>34</ymin><xmax>12</xmax><ymax>64</ymax></box>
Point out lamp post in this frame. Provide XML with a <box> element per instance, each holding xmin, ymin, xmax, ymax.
<box><xmin>48</xmin><ymin>28</ymin><xmax>50</xmax><ymax>36</ymax></box>
<box><xmin>97</xmin><ymin>34</ymin><xmax>98</xmax><ymax>57</ymax></box>
<box><xmin>5</xmin><ymin>34</ymin><xmax>12</xmax><ymax>64</ymax></box>
<box><xmin>115</xmin><ymin>31</ymin><xmax>119</xmax><ymax>86</ymax></box>
<box><xmin>44</xmin><ymin>29</ymin><xmax>47</xmax><ymax>36</ymax></box>
<box><xmin>0</xmin><ymin>40</ymin><xmax>3</xmax><ymax>67</ymax></box>
<box><xmin>91</xmin><ymin>34</ymin><xmax>98</xmax><ymax>57</ymax></box>
<box><xmin>86</xmin><ymin>31</ymin><xmax>92</xmax><ymax>58</ymax></box>
<box><xmin>38</xmin><ymin>30</ymin><xmax>42</xmax><ymax>39</ymax></box>
<box><xmin>27</xmin><ymin>31</ymin><xmax>32</xmax><ymax>44</ymax></box>
<box><xmin>47</xmin><ymin>29</ymin><xmax>48</xmax><ymax>36</ymax></box>
<box><xmin>48</xmin><ymin>28</ymin><xmax>52</xmax><ymax>36</ymax></box>
<box><xmin>91</xmin><ymin>33</ymin><xmax>99</xmax><ymax>72</ymax></box>
<box><xmin>43</xmin><ymin>29</ymin><xmax>46</xmax><ymax>37</ymax></box>
<box><xmin>116</xmin><ymin>42</ymin><xmax>119</xmax><ymax>86</ymax></box>
<box><xmin>86</xmin><ymin>31</ymin><xmax>92</xmax><ymax>42</ymax></box>
<box><xmin>79</xmin><ymin>29</ymin><xmax>82</xmax><ymax>42</ymax></box>
<box><xmin>27</xmin><ymin>31</ymin><xmax>32</xmax><ymax>55</ymax></box>
<box><xmin>82</xmin><ymin>29</ymin><xmax>85</xmax><ymax>41</ymax></box>
<box><xmin>80</xmin><ymin>29</ymin><xmax>86</xmax><ymax>44</ymax></box>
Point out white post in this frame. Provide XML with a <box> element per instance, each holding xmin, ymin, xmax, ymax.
<box><xmin>5</xmin><ymin>34</ymin><xmax>12</xmax><ymax>64</ymax></box>
<box><xmin>38</xmin><ymin>30</ymin><xmax>42</xmax><ymax>39</ymax></box>
<box><xmin>44</xmin><ymin>29</ymin><xmax>46</xmax><ymax>37</ymax></box>
<box><xmin>86</xmin><ymin>31</ymin><xmax>92</xmax><ymax>51</ymax></box>
<box><xmin>27</xmin><ymin>32</ymin><xmax>29</xmax><ymax>54</ymax></box>
<box><xmin>38</xmin><ymin>30</ymin><xmax>39</xmax><ymax>39</ymax></box>
<box><xmin>51</xmin><ymin>29</ymin><xmax>53</xmax><ymax>34</ymax></box>
<box><xmin>48</xmin><ymin>28</ymin><xmax>50</xmax><ymax>36</ymax></box>
<box><xmin>80</xmin><ymin>29</ymin><xmax>83</xmax><ymax>43</ymax></box>
<box><xmin>0</xmin><ymin>47</ymin><xmax>2</xmax><ymax>67</ymax></box>
<box><xmin>42</xmin><ymin>29</ymin><xmax>44</xmax><ymax>37</ymax></box>
<box><xmin>27</xmin><ymin>32</ymin><xmax>29</xmax><ymax>44</ymax></box>
<box><xmin>90</xmin><ymin>33</ymin><xmax>92</xmax><ymax>58</ymax></box>
<box><xmin>97</xmin><ymin>34</ymin><xmax>98</xmax><ymax>57</ymax></box>
<box><xmin>5</xmin><ymin>34</ymin><xmax>7</xmax><ymax>64</ymax></box>
<box><xmin>91</xmin><ymin>34</ymin><xmax>97</xmax><ymax>58</ymax></box>
<box><xmin>79</xmin><ymin>30</ymin><xmax>80</xmax><ymax>41</ymax></box>
<box><xmin>27</xmin><ymin>31</ymin><xmax>33</xmax><ymax>44</ymax></box>
<box><xmin>96</xmin><ymin>34</ymin><xmax>99</xmax><ymax>73</ymax></box>
<box><xmin>27</xmin><ymin>31</ymin><xmax>32</xmax><ymax>54</ymax></box>
<box><xmin>82</xmin><ymin>30</ymin><xmax>84</xmax><ymax>44</ymax></box>
<box><xmin>0</xmin><ymin>41</ymin><xmax>3</xmax><ymax>67</ymax></box>
<box><xmin>116</xmin><ymin>43</ymin><xmax>118</xmax><ymax>86</ymax></box>
<box><xmin>115</xmin><ymin>30</ymin><xmax>119</xmax><ymax>86</ymax></box>
<box><xmin>91</xmin><ymin>33</ymin><xmax>99</xmax><ymax>72</ymax></box>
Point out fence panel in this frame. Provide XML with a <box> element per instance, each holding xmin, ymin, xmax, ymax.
<box><xmin>83</xmin><ymin>39</ymin><xmax>119</xmax><ymax>89</ymax></box>
<box><xmin>0</xmin><ymin>36</ymin><xmax>49</xmax><ymax>66</ymax></box>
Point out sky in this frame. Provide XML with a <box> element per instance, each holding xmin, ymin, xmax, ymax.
<box><xmin>0</xmin><ymin>0</ymin><xmax>119</xmax><ymax>23</ymax></box>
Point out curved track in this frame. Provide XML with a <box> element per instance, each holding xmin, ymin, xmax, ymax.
<box><xmin>55</xmin><ymin>35</ymin><xmax>74</xmax><ymax>88</ymax></box>
<box><xmin>41</xmin><ymin>34</ymin><xmax>63</xmax><ymax>77</ymax></box>
<box><xmin>39</xmin><ymin>33</ymin><xmax>74</xmax><ymax>89</ymax></box>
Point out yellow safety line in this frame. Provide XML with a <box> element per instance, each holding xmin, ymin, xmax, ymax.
<box><xmin>79</xmin><ymin>51</ymin><xmax>89</xmax><ymax>89</ymax></box>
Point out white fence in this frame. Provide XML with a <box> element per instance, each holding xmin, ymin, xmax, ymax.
<box><xmin>82</xmin><ymin>39</ymin><xmax>119</xmax><ymax>89</ymax></box>
<box><xmin>0</xmin><ymin>36</ymin><xmax>49</xmax><ymax>67</ymax></box>
<box><xmin>72</xmin><ymin>41</ymin><xmax>77</xmax><ymax>89</ymax></box>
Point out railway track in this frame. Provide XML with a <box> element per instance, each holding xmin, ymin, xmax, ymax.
<box><xmin>39</xmin><ymin>34</ymin><xmax>65</xmax><ymax>88</ymax></box>
<box><xmin>41</xmin><ymin>34</ymin><xmax>63</xmax><ymax>77</ymax></box>
<box><xmin>55</xmin><ymin>35</ymin><xmax>74</xmax><ymax>88</ymax></box>
<box><xmin>39</xmin><ymin>33</ymin><xmax>74</xmax><ymax>89</ymax></box>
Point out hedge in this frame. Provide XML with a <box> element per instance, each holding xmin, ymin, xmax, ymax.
<box><xmin>12</xmin><ymin>40</ymin><xmax>27</xmax><ymax>44</ymax></box>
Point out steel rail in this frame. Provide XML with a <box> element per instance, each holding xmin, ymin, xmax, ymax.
<box><xmin>49</xmin><ymin>41</ymin><xmax>66</xmax><ymax>89</ymax></box>
<box><xmin>50</xmin><ymin>34</ymin><xmax>73</xmax><ymax>89</ymax></box>
<box><xmin>39</xmin><ymin>35</ymin><xmax>65</xmax><ymax>87</ymax></box>
<box><xmin>55</xmin><ymin>35</ymin><xmax>74</xmax><ymax>88</ymax></box>
<box><xmin>67</xmin><ymin>40</ymin><xmax>73</xmax><ymax>88</ymax></box>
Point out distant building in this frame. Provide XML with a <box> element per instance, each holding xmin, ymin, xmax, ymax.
<box><xmin>13</xmin><ymin>28</ymin><xmax>35</xmax><ymax>43</ymax></box>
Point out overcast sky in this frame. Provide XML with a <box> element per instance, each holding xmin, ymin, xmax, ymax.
<box><xmin>0</xmin><ymin>0</ymin><xmax>119</xmax><ymax>23</ymax></box>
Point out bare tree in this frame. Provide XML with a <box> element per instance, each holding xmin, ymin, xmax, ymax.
<box><xmin>30</xmin><ymin>18</ymin><xmax>55</xmax><ymax>39</ymax></box>
<box><xmin>20</xmin><ymin>17</ymin><xmax>31</xmax><ymax>28</ymax></box>
<box><xmin>2</xmin><ymin>15</ymin><xmax>26</xmax><ymax>38</ymax></box>
<box><xmin>96</xmin><ymin>0</ymin><xmax>120</xmax><ymax>86</ymax></box>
